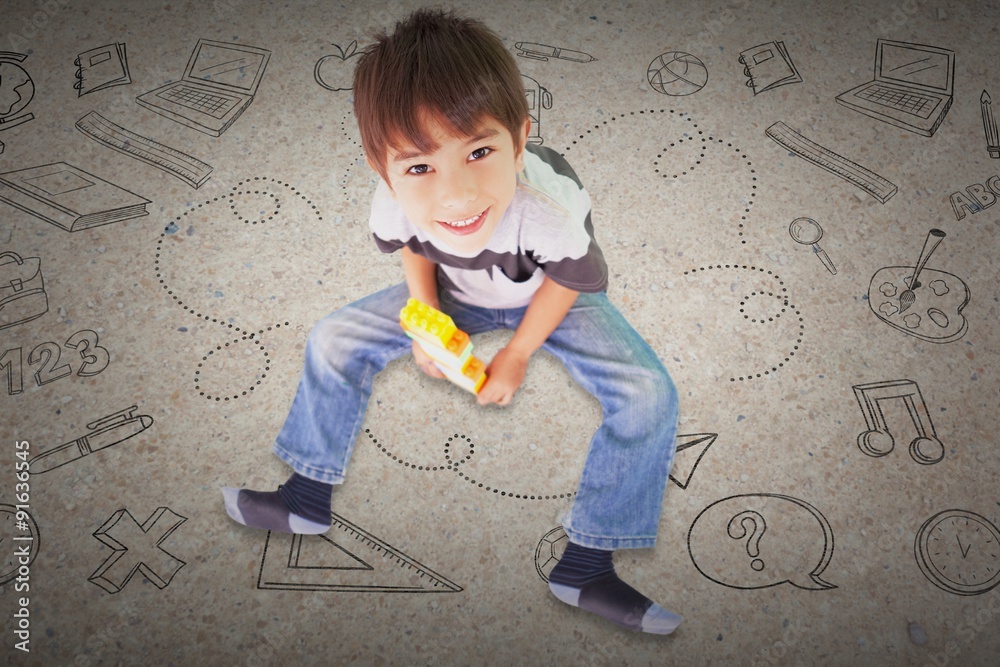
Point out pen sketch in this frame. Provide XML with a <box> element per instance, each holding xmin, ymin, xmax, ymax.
<box><xmin>28</xmin><ymin>406</ymin><xmax>151</xmax><ymax>474</ymax></box>
<box><xmin>514</xmin><ymin>42</ymin><xmax>596</xmax><ymax>63</ymax></box>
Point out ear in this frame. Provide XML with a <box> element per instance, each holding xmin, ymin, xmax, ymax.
<box><xmin>513</xmin><ymin>119</ymin><xmax>531</xmax><ymax>172</ymax></box>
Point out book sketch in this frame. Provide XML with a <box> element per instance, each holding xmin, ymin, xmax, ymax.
<box><xmin>74</xmin><ymin>42</ymin><xmax>131</xmax><ymax>96</ymax></box>
<box><xmin>739</xmin><ymin>41</ymin><xmax>802</xmax><ymax>95</ymax></box>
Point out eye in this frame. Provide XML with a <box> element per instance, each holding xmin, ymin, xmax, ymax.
<box><xmin>406</xmin><ymin>164</ymin><xmax>431</xmax><ymax>175</ymax></box>
<box><xmin>470</xmin><ymin>146</ymin><xmax>492</xmax><ymax>161</ymax></box>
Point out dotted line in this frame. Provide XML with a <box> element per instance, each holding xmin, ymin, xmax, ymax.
<box><xmin>366</xmin><ymin>431</ymin><xmax>576</xmax><ymax>500</ymax></box>
<box><xmin>654</xmin><ymin>135</ymin><xmax>756</xmax><ymax>244</ymax></box>
<box><xmin>340</xmin><ymin>114</ymin><xmax>367</xmax><ymax>204</ymax></box>
<box><xmin>154</xmin><ymin>176</ymin><xmax>320</xmax><ymax>401</ymax></box>
<box><xmin>563</xmin><ymin>108</ymin><xmax>695</xmax><ymax>152</ymax></box>
<box><xmin>683</xmin><ymin>264</ymin><xmax>804</xmax><ymax>381</ymax></box>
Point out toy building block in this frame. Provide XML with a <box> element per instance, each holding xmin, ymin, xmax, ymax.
<box><xmin>399</xmin><ymin>298</ymin><xmax>487</xmax><ymax>394</ymax></box>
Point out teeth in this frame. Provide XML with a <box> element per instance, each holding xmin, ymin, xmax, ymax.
<box><xmin>443</xmin><ymin>211</ymin><xmax>482</xmax><ymax>228</ymax></box>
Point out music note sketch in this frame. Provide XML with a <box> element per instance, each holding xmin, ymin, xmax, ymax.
<box><xmin>852</xmin><ymin>379</ymin><xmax>945</xmax><ymax>464</ymax></box>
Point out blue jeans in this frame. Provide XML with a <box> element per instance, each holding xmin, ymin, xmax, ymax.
<box><xmin>273</xmin><ymin>283</ymin><xmax>678</xmax><ymax>550</ymax></box>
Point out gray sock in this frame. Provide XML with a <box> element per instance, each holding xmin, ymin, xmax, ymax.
<box><xmin>222</xmin><ymin>487</ymin><xmax>331</xmax><ymax>534</ymax></box>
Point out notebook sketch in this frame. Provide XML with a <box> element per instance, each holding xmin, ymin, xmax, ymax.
<box><xmin>136</xmin><ymin>39</ymin><xmax>270</xmax><ymax>137</ymax></box>
<box><xmin>835</xmin><ymin>39</ymin><xmax>954</xmax><ymax>137</ymax></box>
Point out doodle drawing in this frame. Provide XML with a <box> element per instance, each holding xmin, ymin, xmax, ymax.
<box><xmin>76</xmin><ymin>111</ymin><xmax>214</xmax><ymax>188</ymax></box>
<box><xmin>89</xmin><ymin>507</ymin><xmax>187</xmax><ymax>594</ymax></box>
<box><xmin>74</xmin><ymin>43</ymin><xmax>130</xmax><ymax>96</ymax></box>
<box><xmin>647</xmin><ymin>52</ymin><xmax>708</xmax><ymax>96</ymax></box>
<box><xmin>688</xmin><ymin>494</ymin><xmax>836</xmax><ymax>591</ymax></box>
<box><xmin>983</xmin><ymin>90</ymin><xmax>1000</xmax><ymax>158</ymax></box>
<box><xmin>0</xmin><ymin>162</ymin><xmax>150</xmax><ymax>231</ymax></box>
<box><xmin>515</xmin><ymin>42</ymin><xmax>596</xmax><ymax>63</ymax></box>
<box><xmin>29</xmin><ymin>406</ymin><xmax>152</xmax><ymax>474</ymax></box>
<box><xmin>868</xmin><ymin>228</ymin><xmax>970</xmax><ymax>343</ymax></box>
<box><xmin>535</xmin><ymin>526</ymin><xmax>569</xmax><ymax>582</ymax></box>
<box><xmin>915</xmin><ymin>509</ymin><xmax>1000</xmax><ymax>596</ymax></box>
<box><xmin>949</xmin><ymin>174</ymin><xmax>1000</xmax><ymax>220</ymax></box>
<box><xmin>0</xmin><ymin>250</ymin><xmax>47</xmax><ymax>332</ymax></box>
<box><xmin>788</xmin><ymin>218</ymin><xmax>837</xmax><ymax>275</ymax></box>
<box><xmin>835</xmin><ymin>39</ymin><xmax>954</xmax><ymax>137</ymax></box>
<box><xmin>852</xmin><ymin>379</ymin><xmax>945</xmax><ymax>464</ymax></box>
<box><xmin>135</xmin><ymin>39</ymin><xmax>270</xmax><ymax>137</ymax></box>
<box><xmin>522</xmin><ymin>75</ymin><xmax>552</xmax><ymax>145</ymax></box>
<box><xmin>668</xmin><ymin>433</ymin><xmax>718</xmax><ymax>490</ymax></box>
<box><xmin>257</xmin><ymin>512</ymin><xmax>462</xmax><ymax>593</ymax></box>
<box><xmin>739</xmin><ymin>41</ymin><xmax>801</xmax><ymax>95</ymax></box>
<box><xmin>766</xmin><ymin>121</ymin><xmax>897</xmax><ymax>203</ymax></box>
<box><xmin>314</xmin><ymin>41</ymin><xmax>359</xmax><ymax>91</ymax></box>
<box><xmin>0</xmin><ymin>52</ymin><xmax>35</xmax><ymax>132</ymax></box>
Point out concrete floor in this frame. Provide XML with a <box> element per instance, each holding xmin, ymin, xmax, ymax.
<box><xmin>1</xmin><ymin>0</ymin><xmax>998</xmax><ymax>664</ymax></box>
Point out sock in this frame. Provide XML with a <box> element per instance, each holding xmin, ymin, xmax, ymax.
<box><xmin>548</xmin><ymin>541</ymin><xmax>682</xmax><ymax>635</ymax></box>
<box><xmin>222</xmin><ymin>472</ymin><xmax>332</xmax><ymax>534</ymax></box>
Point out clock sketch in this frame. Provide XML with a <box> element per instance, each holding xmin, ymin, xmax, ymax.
<box><xmin>915</xmin><ymin>509</ymin><xmax>1000</xmax><ymax>596</ymax></box>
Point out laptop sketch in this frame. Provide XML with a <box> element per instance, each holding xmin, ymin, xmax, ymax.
<box><xmin>835</xmin><ymin>39</ymin><xmax>954</xmax><ymax>137</ymax></box>
<box><xmin>136</xmin><ymin>39</ymin><xmax>270</xmax><ymax>137</ymax></box>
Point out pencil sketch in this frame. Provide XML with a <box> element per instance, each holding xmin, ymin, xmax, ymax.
<box><xmin>135</xmin><ymin>39</ymin><xmax>270</xmax><ymax>136</ymax></box>
<box><xmin>852</xmin><ymin>379</ymin><xmax>945</xmax><ymax>464</ymax></box>
<box><xmin>76</xmin><ymin>112</ymin><xmax>214</xmax><ymax>188</ymax></box>
<box><xmin>983</xmin><ymin>90</ymin><xmax>1000</xmax><ymax>158</ymax></box>
<box><xmin>0</xmin><ymin>51</ymin><xmax>35</xmax><ymax>132</ymax></box>
<box><xmin>257</xmin><ymin>512</ymin><xmax>462</xmax><ymax>593</ymax></box>
<box><xmin>868</xmin><ymin>228</ymin><xmax>970</xmax><ymax>343</ymax></box>
<box><xmin>74</xmin><ymin>42</ymin><xmax>130</xmax><ymax>96</ymax></box>
<box><xmin>522</xmin><ymin>75</ymin><xmax>552</xmax><ymax>145</ymax></box>
<box><xmin>89</xmin><ymin>507</ymin><xmax>187</xmax><ymax>594</ymax></box>
<box><xmin>0</xmin><ymin>250</ymin><xmax>47</xmax><ymax>332</ymax></box>
<box><xmin>29</xmin><ymin>406</ymin><xmax>151</xmax><ymax>474</ymax></box>
<box><xmin>514</xmin><ymin>42</ymin><xmax>596</xmax><ymax>63</ymax></box>
<box><xmin>788</xmin><ymin>218</ymin><xmax>837</xmax><ymax>274</ymax></box>
<box><xmin>915</xmin><ymin>509</ymin><xmax>1000</xmax><ymax>595</ymax></box>
<box><xmin>835</xmin><ymin>39</ymin><xmax>954</xmax><ymax>137</ymax></box>
<box><xmin>949</xmin><ymin>174</ymin><xmax>1000</xmax><ymax>220</ymax></box>
<box><xmin>1</xmin><ymin>503</ymin><xmax>40</xmax><ymax>586</ymax></box>
<box><xmin>688</xmin><ymin>494</ymin><xmax>836</xmax><ymax>590</ymax></box>
<box><xmin>315</xmin><ymin>41</ymin><xmax>359</xmax><ymax>91</ymax></box>
<box><xmin>739</xmin><ymin>41</ymin><xmax>801</xmax><ymax>95</ymax></box>
<box><xmin>766</xmin><ymin>121</ymin><xmax>897</xmax><ymax>203</ymax></box>
<box><xmin>647</xmin><ymin>52</ymin><xmax>708</xmax><ymax>96</ymax></box>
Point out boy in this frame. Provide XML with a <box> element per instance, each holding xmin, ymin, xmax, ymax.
<box><xmin>223</xmin><ymin>9</ymin><xmax>682</xmax><ymax>635</ymax></box>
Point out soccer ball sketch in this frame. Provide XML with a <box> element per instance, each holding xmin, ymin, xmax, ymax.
<box><xmin>534</xmin><ymin>526</ymin><xmax>569</xmax><ymax>582</ymax></box>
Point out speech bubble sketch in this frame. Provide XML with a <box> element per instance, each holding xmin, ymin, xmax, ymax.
<box><xmin>688</xmin><ymin>494</ymin><xmax>836</xmax><ymax>590</ymax></box>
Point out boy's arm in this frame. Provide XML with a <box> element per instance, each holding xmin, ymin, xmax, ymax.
<box><xmin>478</xmin><ymin>275</ymin><xmax>579</xmax><ymax>406</ymax></box>
<box><xmin>401</xmin><ymin>246</ymin><xmax>445</xmax><ymax>378</ymax></box>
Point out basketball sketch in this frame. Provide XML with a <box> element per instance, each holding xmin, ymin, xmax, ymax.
<box><xmin>647</xmin><ymin>52</ymin><xmax>708</xmax><ymax>96</ymax></box>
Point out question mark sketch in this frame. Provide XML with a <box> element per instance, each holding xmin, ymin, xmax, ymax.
<box><xmin>689</xmin><ymin>494</ymin><xmax>836</xmax><ymax>590</ymax></box>
<box><xmin>728</xmin><ymin>510</ymin><xmax>767</xmax><ymax>571</ymax></box>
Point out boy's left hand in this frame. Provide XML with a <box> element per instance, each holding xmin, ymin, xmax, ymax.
<box><xmin>477</xmin><ymin>346</ymin><xmax>529</xmax><ymax>406</ymax></box>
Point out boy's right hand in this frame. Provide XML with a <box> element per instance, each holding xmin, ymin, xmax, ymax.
<box><xmin>412</xmin><ymin>339</ymin><xmax>446</xmax><ymax>379</ymax></box>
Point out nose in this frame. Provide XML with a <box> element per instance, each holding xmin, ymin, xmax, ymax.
<box><xmin>439</xmin><ymin>169</ymin><xmax>476</xmax><ymax>210</ymax></box>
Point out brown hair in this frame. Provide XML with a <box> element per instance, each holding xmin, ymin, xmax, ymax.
<box><xmin>352</xmin><ymin>9</ymin><xmax>528</xmax><ymax>182</ymax></box>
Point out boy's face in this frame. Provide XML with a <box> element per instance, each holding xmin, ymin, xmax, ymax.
<box><xmin>378</xmin><ymin>112</ymin><xmax>531</xmax><ymax>254</ymax></box>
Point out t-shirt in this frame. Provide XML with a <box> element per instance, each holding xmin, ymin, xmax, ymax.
<box><xmin>369</xmin><ymin>143</ymin><xmax>608</xmax><ymax>309</ymax></box>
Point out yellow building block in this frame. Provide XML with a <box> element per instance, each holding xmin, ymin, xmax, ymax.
<box><xmin>399</xmin><ymin>298</ymin><xmax>470</xmax><ymax>355</ymax></box>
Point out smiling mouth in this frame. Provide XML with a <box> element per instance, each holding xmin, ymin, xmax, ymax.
<box><xmin>437</xmin><ymin>208</ymin><xmax>488</xmax><ymax>235</ymax></box>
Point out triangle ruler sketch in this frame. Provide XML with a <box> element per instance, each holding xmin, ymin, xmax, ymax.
<box><xmin>257</xmin><ymin>512</ymin><xmax>462</xmax><ymax>593</ymax></box>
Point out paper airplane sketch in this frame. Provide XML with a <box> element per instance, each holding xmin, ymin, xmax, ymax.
<box><xmin>314</xmin><ymin>40</ymin><xmax>359</xmax><ymax>91</ymax></box>
<box><xmin>136</xmin><ymin>39</ymin><xmax>270</xmax><ymax>136</ymax></box>
<box><xmin>515</xmin><ymin>42</ymin><xmax>596</xmax><ymax>63</ymax></box>
<box><xmin>89</xmin><ymin>507</ymin><xmax>187</xmax><ymax>593</ymax></box>
<box><xmin>766</xmin><ymin>121</ymin><xmax>897</xmax><ymax>203</ymax></box>
<box><xmin>739</xmin><ymin>41</ymin><xmax>801</xmax><ymax>95</ymax></box>
<box><xmin>77</xmin><ymin>111</ymin><xmax>214</xmax><ymax>188</ymax></box>
<box><xmin>669</xmin><ymin>433</ymin><xmax>718</xmax><ymax>489</ymax></box>
<box><xmin>74</xmin><ymin>42</ymin><xmax>130</xmax><ymax>96</ymax></box>
<box><xmin>915</xmin><ymin>509</ymin><xmax>1000</xmax><ymax>596</ymax></box>
<box><xmin>836</xmin><ymin>39</ymin><xmax>954</xmax><ymax>137</ymax></box>
<box><xmin>257</xmin><ymin>512</ymin><xmax>462</xmax><ymax>593</ymax></box>
<box><xmin>868</xmin><ymin>228</ymin><xmax>970</xmax><ymax>343</ymax></box>
<box><xmin>688</xmin><ymin>494</ymin><xmax>836</xmax><ymax>591</ymax></box>
<box><xmin>852</xmin><ymin>379</ymin><xmax>945</xmax><ymax>464</ymax></box>
<box><xmin>29</xmin><ymin>406</ymin><xmax>151</xmax><ymax>474</ymax></box>
<box><xmin>0</xmin><ymin>161</ymin><xmax>150</xmax><ymax>231</ymax></box>
<box><xmin>647</xmin><ymin>51</ymin><xmax>708</xmax><ymax>96</ymax></box>
<box><xmin>0</xmin><ymin>250</ymin><xmax>47</xmax><ymax>332</ymax></box>
<box><xmin>789</xmin><ymin>218</ymin><xmax>836</xmax><ymax>274</ymax></box>
<box><xmin>0</xmin><ymin>52</ymin><xmax>35</xmax><ymax>132</ymax></box>
<box><xmin>982</xmin><ymin>90</ymin><xmax>999</xmax><ymax>159</ymax></box>
<box><xmin>522</xmin><ymin>75</ymin><xmax>552</xmax><ymax>145</ymax></box>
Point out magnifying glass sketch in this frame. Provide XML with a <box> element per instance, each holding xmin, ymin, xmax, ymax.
<box><xmin>789</xmin><ymin>217</ymin><xmax>837</xmax><ymax>275</ymax></box>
